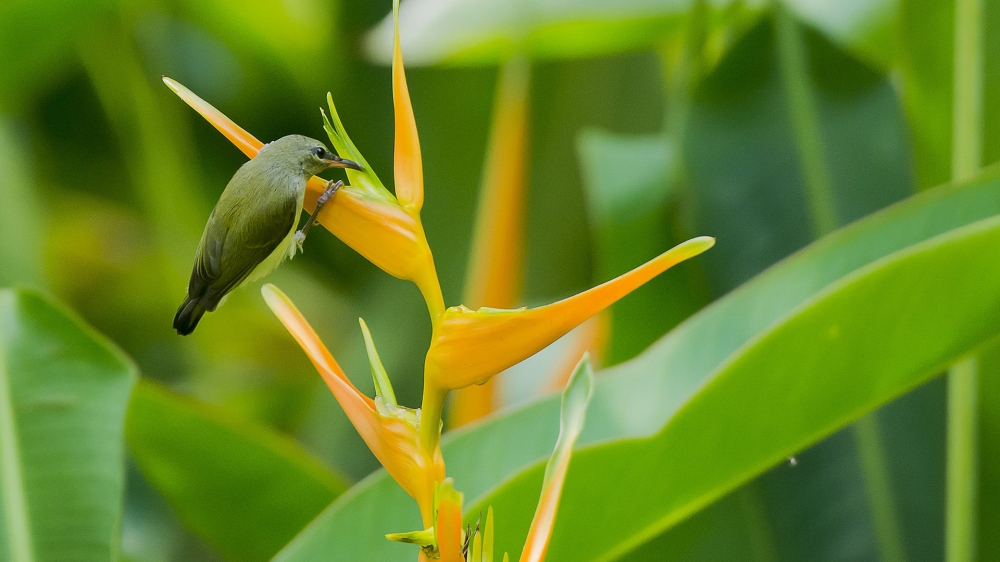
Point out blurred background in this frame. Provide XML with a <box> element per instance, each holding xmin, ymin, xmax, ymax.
<box><xmin>0</xmin><ymin>0</ymin><xmax>988</xmax><ymax>560</ymax></box>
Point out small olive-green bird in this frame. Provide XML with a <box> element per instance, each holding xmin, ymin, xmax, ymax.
<box><xmin>174</xmin><ymin>135</ymin><xmax>360</xmax><ymax>335</ymax></box>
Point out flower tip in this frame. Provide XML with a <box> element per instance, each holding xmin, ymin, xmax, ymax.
<box><xmin>685</xmin><ymin>235</ymin><xmax>716</xmax><ymax>254</ymax></box>
<box><xmin>162</xmin><ymin>76</ymin><xmax>179</xmax><ymax>92</ymax></box>
<box><xmin>260</xmin><ymin>283</ymin><xmax>286</xmax><ymax>310</ymax></box>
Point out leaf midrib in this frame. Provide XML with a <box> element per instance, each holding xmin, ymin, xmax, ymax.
<box><xmin>0</xmin><ymin>299</ymin><xmax>35</xmax><ymax>562</ymax></box>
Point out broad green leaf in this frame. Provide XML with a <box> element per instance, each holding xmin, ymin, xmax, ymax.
<box><xmin>0</xmin><ymin>288</ymin><xmax>137</xmax><ymax>562</ymax></box>
<box><xmin>127</xmin><ymin>379</ymin><xmax>348</xmax><ymax>562</ymax></box>
<box><xmin>576</xmin><ymin>130</ymin><xmax>708</xmax><ymax>364</ymax></box>
<box><xmin>480</xmin><ymin>188</ymin><xmax>1000</xmax><ymax>561</ymax></box>
<box><xmin>271</xmin><ymin>163</ymin><xmax>1000</xmax><ymax>561</ymax></box>
<box><xmin>683</xmin><ymin>14</ymin><xmax>934</xmax><ymax>562</ymax></box>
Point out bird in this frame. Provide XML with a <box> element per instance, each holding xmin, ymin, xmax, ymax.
<box><xmin>173</xmin><ymin>134</ymin><xmax>361</xmax><ymax>335</ymax></box>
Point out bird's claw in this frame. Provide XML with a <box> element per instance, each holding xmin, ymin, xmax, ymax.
<box><xmin>294</xmin><ymin>230</ymin><xmax>305</xmax><ymax>251</ymax></box>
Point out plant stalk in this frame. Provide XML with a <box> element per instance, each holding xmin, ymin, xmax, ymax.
<box><xmin>947</xmin><ymin>0</ymin><xmax>983</xmax><ymax>559</ymax></box>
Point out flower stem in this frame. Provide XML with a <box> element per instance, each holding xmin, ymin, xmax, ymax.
<box><xmin>947</xmin><ymin>0</ymin><xmax>983</xmax><ymax>559</ymax></box>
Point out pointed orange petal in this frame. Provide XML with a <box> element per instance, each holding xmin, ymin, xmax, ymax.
<box><xmin>520</xmin><ymin>356</ymin><xmax>594</xmax><ymax>562</ymax></box>
<box><xmin>427</xmin><ymin>237</ymin><xmax>714</xmax><ymax>391</ymax></box>
<box><xmin>391</xmin><ymin>0</ymin><xmax>424</xmax><ymax>212</ymax></box>
<box><xmin>304</xmin><ymin>182</ymin><xmax>444</xmax><ymax>318</ymax></box>
<box><xmin>162</xmin><ymin>77</ymin><xmax>263</xmax><ymax>158</ymax></box>
<box><xmin>261</xmin><ymin>284</ymin><xmax>374</xmax><ymax>412</ymax></box>
<box><xmin>262</xmin><ymin>284</ymin><xmax>443</xmax><ymax>523</ymax></box>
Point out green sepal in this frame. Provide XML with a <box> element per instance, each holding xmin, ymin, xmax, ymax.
<box><xmin>385</xmin><ymin>527</ymin><xmax>435</xmax><ymax>546</ymax></box>
<box><xmin>321</xmin><ymin>94</ymin><xmax>394</xmax><ymax>202</ymax></box>
<box><xmin>359</xmin><ymin>318</ymin><xmax>397</xmax><ymax>407</ymax></box>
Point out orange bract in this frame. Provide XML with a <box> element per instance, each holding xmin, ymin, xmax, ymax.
<box><xmin>262</xmin><ymin>285</ymin><xmax>444</xmax><ymax>525</ymax></box>
<box><xmin>392</xmin><ymin>2</ymin><xmax>424</xmax><ymax>212</ymax></box>
<box><xmin>426</xmin><ymin>237</ymin><xmax>715</xmax><ymax>392</ymax></box>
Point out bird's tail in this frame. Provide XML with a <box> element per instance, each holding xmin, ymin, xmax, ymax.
<box><xmin>173</xmin><ymin>296</ymin><xmax>208</xmax><ymax>336</ymax></box>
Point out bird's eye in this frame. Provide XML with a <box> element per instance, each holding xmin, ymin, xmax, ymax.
<box><xmin>314</xmin><ymin>147</ymin><xmax>325</xmax><ymax>158</ymax></box>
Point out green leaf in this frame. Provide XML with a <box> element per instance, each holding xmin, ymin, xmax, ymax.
<box><xmin>0</xmin><ymin>119</ymin><xmax>44</xmax><ymax>289</ymax></box>
<box><xmin>126</xmin><ymin>380</ymin><xmax>348</xmax><ymax>562</ymax></box>
<box><xmin>173</xmin><ymin>0</ymin><xmax>336</xmax><ymax>87</ymax></box>
<box><xmin>270</xmin><ymin>164</ymin><xmax>1000</xmax><ymax>560</ymax></box>
<box><xmin>685</xmin><ymin>14</ymin><xmax>912</xmax><ymax>292</ymax></box>
<box><xmin>481</xmin><ymin>180</ymin><xmax>1000</xmax><ymax>561</ymax></box>
<box><xmin>0</xmin><ymin>288</ymin><xmax>137</xmax><ymax>562</ymax></box>
<box><xmin>363</xmin><ymin>0</ymin><xmax>762</xmax><ymax>66</ymax></box>
<box><xmin>681</xmin><ymin>13</ymin><xmax>935</xmax><ymax>562</ymax></box>
<box><xmin>362</xmin><ymin>0</ymin><xmax>893</xmax><ymax>67</ymax></box>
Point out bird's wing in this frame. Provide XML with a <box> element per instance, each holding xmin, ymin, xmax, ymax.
<box><xmin>189</xmin><ymin>194</ymin><xmax>298</xmax><ymax>310</ymax></box>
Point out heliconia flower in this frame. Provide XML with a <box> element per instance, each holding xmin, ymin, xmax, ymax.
<box><xmin>394</xmin><ymin>357</ymin><xmax>593</xmax><ymax>562</ymax></box>
<box><xmin>425</xmin><ymin>236</ymin><xmax>715</xmax><ymax>395</ymax></box>
<box><xmin>261</xmin><ymin>284</ymin><xmax>445</xmax><ymax>526</ymax></box>
<box><xmin>161</xmin><ymin>5</ymin><xmax>446</xmax><ymax>320</ymax></box>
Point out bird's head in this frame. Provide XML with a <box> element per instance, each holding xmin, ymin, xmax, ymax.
<box><xmin>267</xmin><ymin>134</ymin><xmax>362</xmax><ymax>176</ymax></box>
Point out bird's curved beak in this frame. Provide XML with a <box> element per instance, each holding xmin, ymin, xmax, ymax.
<box><xmin>326</xmin><ymin>155</ymin><xmax>363</xmax><ymax>171</ymax></box>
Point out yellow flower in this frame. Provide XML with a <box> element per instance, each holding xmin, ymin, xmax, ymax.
<box><xmin>261</xmin><ymin>285</ymin><xmax>444</xmax><ymax>526</ymax></box>
<box><xmin>424</xmin><ymin>237</ymin><xmax>714</xmax><ymax>396</ymax></box>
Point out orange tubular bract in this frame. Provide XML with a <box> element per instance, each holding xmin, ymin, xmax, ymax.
<box><xmin>426</xmin><ymin>236</ymin><xmax>715</xmax><ymax>392</ymax></box>
<box><xmin>263</xmin><ymin>285</ymin><xmax>444</xmax><ymax>525</ymax></box>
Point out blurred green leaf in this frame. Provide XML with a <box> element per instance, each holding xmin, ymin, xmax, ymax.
<box><xmin>363</xmin><ymin>0</ymin><xmax>894</xmax><ymax>67</ymax></box>
<box><xmin>685</xmin><ymin>14</ymin><xmax>912</xmax><ymax>292</ymax></box>
<box><xmin>0</xmin><ymin>119</ymin><xmax>44</xmax><ymax>288</ymax></box>
<box><xmin>174</xmin><ymin>0</ymin><xmax>336</xmax><ymax>87</ymax></box>
<box><xmin>577</xmin><ymin>130</ymin><xmax>708</xmax><ymax>364</ymax></box>
<box><xmin>127</xmin><ymin>379</ymin><xmax>348</xmax><ymax>562</ymax></box>
<box><xmin>0</xmin><ymin>0</ymin><xmax>115</xmax><ymax>111</ymax></box>
<box><xmin>785</xmin><ymin>0</ymin><xmax>897</xmax><ymax>69</ymax></box>
<box><xmin>268</xmin><ymin>161</ymin><xmax>1000</xmax><ymax>561</ymax></box>
<box><xmin>0</xmin><ymin>288</ymin><xmax>137</xmax><ymax>561</ymax></box>
<box><xmin>682</xmin><ymin>13</ymin><xmax>933</xmax><ymax>562</ymax></box>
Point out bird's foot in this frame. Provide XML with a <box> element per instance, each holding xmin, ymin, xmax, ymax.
<box><xmin>295</xmin><ymin>180</ymin><xmax>344</xmax><ymax>251</ymax></box>
<box><xmin>317</xmin><ymin>179</ymin><xmax>343</xmax><ymax>207</ymax></box>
